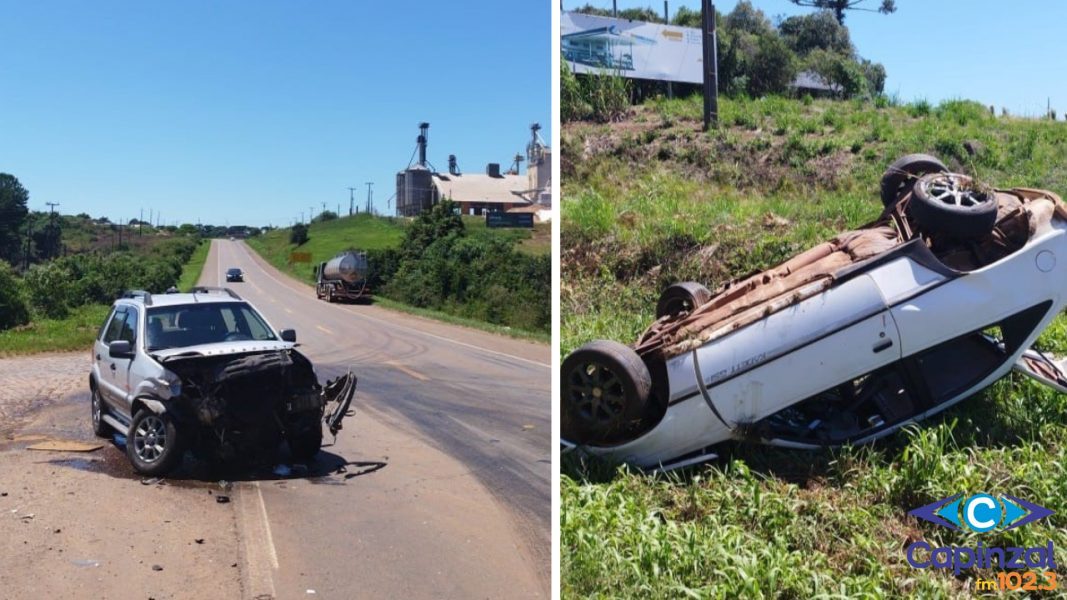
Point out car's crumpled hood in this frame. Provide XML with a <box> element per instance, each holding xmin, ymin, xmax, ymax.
<box><xmin>152</xmin><ymin>340</ymin><xmax>295</xmax><ymax>362</ymax></box>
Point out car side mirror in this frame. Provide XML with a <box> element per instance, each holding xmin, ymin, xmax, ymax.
<box><xmin>280</xmin><ymin>329</ymin><xmax>296</xmax><ymax>343</ymax></box>
<box><xmin>109</xmin><ymin>340</ymin><xmax>134</xmax><ymax>359</ymax></box>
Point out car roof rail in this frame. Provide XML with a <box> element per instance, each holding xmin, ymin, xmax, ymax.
<box><xmin>189</xmin><ymin>286</ymin><xmax>242</xmax><ymax>300</ymax></box>
<box><xmin>120</xmin><ymin>290</ymin><xmax>153</xmax><ymax>306</ymax></box>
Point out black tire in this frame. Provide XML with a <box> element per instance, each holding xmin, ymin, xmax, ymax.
<box><xmin>561</xmin><ymin>340</ymin><xmax>651</xmax><ymax>445</ymax></box>
<box><xmin>288</xmin><ymin>425</ymin><xmax>323</xmax><ymax>462</ymax></box>
<box><xmin>655</xmin><ymin>282</ymin><xmax>713</xmax><ymax>319</ymax></box>
<box><xmin>90</xmin><ymin>383</ymin><xmax>110</xmax><ymax>438</ymax></box>
<box><xmin>325</xmin><ymin>287</ymin><xmax>333</xmax><ymax>303</ymax></box>
<box><xmin>126</xmin><ymin>409</ymin><xmax>183</xmax><ymax>476</ymax></box>
<box><xmin>880</xmin><ymin>153</ymin><xmax>948</xmax><ymax>207</ymax></box>
<box><xmin>910</xmin><ymin>172</ymin><xmax>997</xmax><ymax>240</ymax></box>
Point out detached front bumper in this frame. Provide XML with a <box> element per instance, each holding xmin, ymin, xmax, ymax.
<box><xmin>323</xmin><ymin>371</ymin><xmax>358</xmax><ymax>436</ymax></box>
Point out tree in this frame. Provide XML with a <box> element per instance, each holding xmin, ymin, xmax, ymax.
<box><xmin>0</xmin><ymin>174</ymin><xmax>29</xmax><ymax>265</ymax></box>
<box><xmin>313</xmin><ymin>210</ymin><xmax>338</xmax><ymax>223</ymax></box>
<box><xmin>671</xmin><ymin>6</ymin><xmax>702</xmax><ymax>27</ymax></box>
<box><xmin>779</xmin><ymin>11</ymin><xmax>853</xmax><ymax>56</ymax></box>
<box><xmin>725</xmin><ymin>0</ymin><xmax>774</xmax><ymax>36</ymax></box>
<box><xmin>0</xmin><ymin>260</ymin><xmax>29</xmax><ymax>330</ymax></box>
<box><xmin>401</xmin><ymin>200</ymin><xmax>464</xmax><ymax>262</ymax></box>
<box><xmin>290</xmin><ymin>223</ymin><xmax>309</xmax><ymax>245</ymax></box>
<box><xmin>788</xmin><ymin>0</ymin><xmax>895</xmax><ymax>24</ymax></box>
<box><xmin>747</xmin><ymin>34</ymin><xmax>797</xmax><ymax>97</ymax></box>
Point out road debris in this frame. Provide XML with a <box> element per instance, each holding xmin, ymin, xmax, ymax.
<box><xmin>216</xmin><ymin>495</ymin><xmax>230</xmax><ymax>504</ymax></box>
<box><xmin>26</xmin><ymin>440</ymin><xmax>104</xmax><ymax>452</ymax></box>
<box><xmin>152</xmin><ymin>564</ymin><xmax>163</xmax><ymax>572</ymax></box>
<box><xmin>141</xmin><ymin>477</ymin><xmax>164</xmax><ymax>486</ymax></box>
<box><xmin>195</xmin><ymin>538</ymin><xmax>204</xmax><ymax>544</ymax></box>
<box><xmin>71</xmin><ymin>559</ymin><xmax>99</xmax><ymax>568</ymax></box>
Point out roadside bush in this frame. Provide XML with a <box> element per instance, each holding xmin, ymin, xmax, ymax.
<box><xmin>23</xmin><ymin>261</ymin><xmax>72</xmax><ymax>318</ymax></box>
<box><xmin>0</xmin><ymin>260</ymin><xmax>29</xmax><ymax>330</ymax></box>
<box><xmin>290</xmin><ymin>223</ymin><xmax>309</xmax><ymax>245</ymax></box>
<box><xmin>368</xmin><ymin>201</ymin><xmax>550</xmax><ymax>333</ymax></box>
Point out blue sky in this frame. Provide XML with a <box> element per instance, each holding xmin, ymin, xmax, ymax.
<box><xmin>1</xmin><ymin>1</ymin><xmax>550</xmax><ymax>227</ymax></box>
<box><xmin>564</xmin><ymin>0</ymin><xmax>1067</xmax><ymax>118</ymax></box>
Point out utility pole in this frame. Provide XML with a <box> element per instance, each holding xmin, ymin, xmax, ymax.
<box><xmin>348</xmin><ymin>187</ymin><xmax>357</xmax><ymax>216</ymax></box>
<box><xmin>308</xmin><ymin>206</ymin><xmax>314</xmax><ymax>224</ymax></box>
<box><xmin>701</xmin><ymin>0</ymin><xmax>719</xmax><ymax>130</ymax></box>
<box><xmin>665</xmin><ymin>1</ymin><xmax>673</xmax><ymax>98</ymax></box>
<box><xmin>322</xmin><ymin>202</ymin><xmax>327</xmax><ymax>218</ymax></box>
<box><xmin>613</xmin><ymin>0</ymin><xmax>617</xmax><ymax>17</ymax></box>
<box><xmin>365</xmin><ymin>182</ymin><xmax>373</xmax><ymax>215</ymax></box>
<box><xmin>45</xmin><ymin>202</ymin><xmax>59</xmax><ymax>258</ymax></box>
<box><xmin>23</xmin><ymin>220</ymin><xmax>33</xmax><ymax>270</ymax></box>
<box><xmin>139</xmin><ymin>208</ymin><xmax>143</xmax><ymax>236</ymax></box>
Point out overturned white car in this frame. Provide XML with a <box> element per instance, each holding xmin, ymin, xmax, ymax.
<box><xmin>562</xmin><ymin>155</ymin><xmax>1067</xmax><ymax>471</ymax></box>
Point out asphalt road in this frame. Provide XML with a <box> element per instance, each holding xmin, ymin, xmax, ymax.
<box><xmin>203</xmin><ymin>239</ymin><xmax>551</xmax><ymax>598</ymax></box>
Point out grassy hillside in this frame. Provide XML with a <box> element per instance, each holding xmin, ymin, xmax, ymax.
<box><xmin>562</xmin><ymin>95</ymin><xmax>1067</xmax><ymax>597</ymax></box>
<box><xmin>246</xmin><ymin>214</ymin><xmax>407</xmax><ymax>283</ymax></box>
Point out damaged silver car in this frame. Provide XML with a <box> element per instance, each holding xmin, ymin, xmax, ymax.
<box><xmin>89</xmin><ymin>287</ymin><xmax>356</xmax><ymax>476</ymax></box>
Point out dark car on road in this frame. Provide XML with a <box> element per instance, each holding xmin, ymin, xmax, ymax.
<box><xmin>225</xmin><ymin>268</ymin><xmax>243</xmax><ymax>282</ymax></box>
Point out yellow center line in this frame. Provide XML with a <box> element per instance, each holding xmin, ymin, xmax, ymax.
<box><xmin>315</xmin><ymin>325</ymin><xmax>334</xmax><ymax>335</ymax></box>
<box><xmin>387</xmin><ymin>360</ymin><xmax>429</xmax><ymax>381</ymax></box>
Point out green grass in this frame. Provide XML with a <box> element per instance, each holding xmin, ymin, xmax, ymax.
<box><xmin>562</xmin><ymin>95</ymin><xmax>1067</xmax><ymax>598</ymax></box>
<box><xmin>177</xmin><ymin>239</ymin><xmax>210</xmax><ymax>291</ymax></box>
<box><xmin>0</xmin><ymin>303</ymin><xmax>110</xmax><ymax>356</ymax></box>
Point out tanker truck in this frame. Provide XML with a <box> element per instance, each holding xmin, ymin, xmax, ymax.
<box><xmin>315</xmin><ymin>251</ymin><xmax>370</xmax><ymax>303</ymax></box>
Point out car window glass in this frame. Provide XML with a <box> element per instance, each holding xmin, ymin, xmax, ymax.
<box><xmin>119</xmin><ymin>309</ymin><xmax>138</xmax><ymax>344</ymax></box>
<box><xmin>103</xmin><ymin>309</ymin><xmax>127</xmax><ymax>343</ymax></box>
<box><xmin>244</xmin><ymin>310</ymin><xmax>271</xmax><ymax>339</ymax></box>
<box><xmin>221</xmin><ymin>307</ymin><xmax>239</xmax><ymax>333</ymax></box>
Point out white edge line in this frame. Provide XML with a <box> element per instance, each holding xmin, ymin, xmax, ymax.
<box><xmin>255</xmin><ymin>481</ymin><xmax>280</xmax><ymax>569</ymax></box>
<box><xmin>236</xmin><ymin>241</ymin><xmax>551</xmax><ymax>369</ymax></box>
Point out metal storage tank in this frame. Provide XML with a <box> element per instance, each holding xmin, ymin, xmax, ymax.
<box><xmin>401</xmin><ymin>165</ymin><xmax>434</xmax><ymax>216</ymax></box>
<box><xmin>323</xmin><ymin>252</ymin><xmax>369</xmax><ymax>283</ymax></box>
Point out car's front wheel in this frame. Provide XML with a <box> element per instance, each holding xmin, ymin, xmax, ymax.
<box><xmin>90</xmin><ymin>384</ymin><xmax>110</xmax><ymax>438</ymax></box>
<box><xmin>127</xmin><ymin>409</ymin><xmax>183</xmax><ymax>476</ymax></box>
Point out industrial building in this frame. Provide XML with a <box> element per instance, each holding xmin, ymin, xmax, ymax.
<box><xmin>395</xmin><ymin>123</ymin><xmax>553</xmax><ymax>221</ymax></box>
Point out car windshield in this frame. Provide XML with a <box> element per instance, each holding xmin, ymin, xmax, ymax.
<box><xmin>227</xmin><ymin>269</ymin><xmax>241</xmax><ymax>274</ymax></box>
<box><xmin>145</xmin><ymin>302</ymin><xmax>277</xmax><ymax>351</ymax></box>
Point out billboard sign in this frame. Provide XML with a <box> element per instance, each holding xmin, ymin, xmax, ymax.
<box><xmin>561</xmin><ymin>11</ymin><xmax>703</xmax><ymax>84</ymax></box>
<box><xmin>486</xmin><ymin>212</ymin><xmax>535</xmax><ymax>228</ymax></box>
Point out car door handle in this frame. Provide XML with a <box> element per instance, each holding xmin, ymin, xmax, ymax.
<box><xmin>873</xmin><ymin>339</ymin><xmax>893</xmax><ymax>353</ymax></box>
<box><xmin>109</xmin><ymin>363</ymin><xmax>116</xmax><ymax>371</ymax></box>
